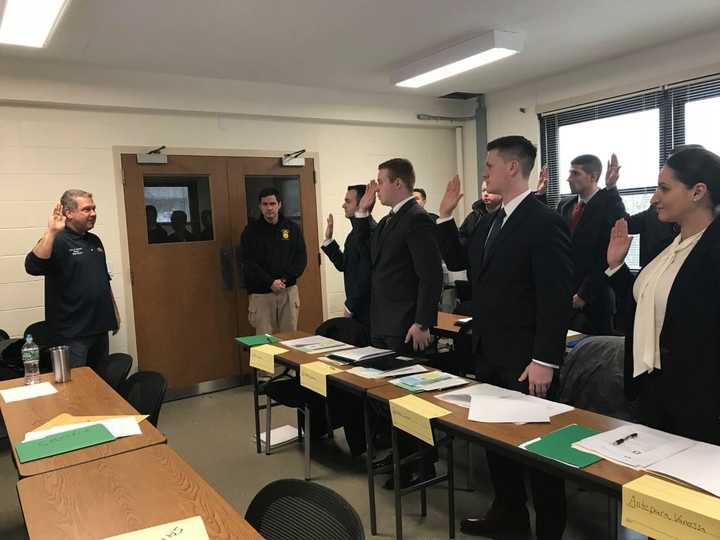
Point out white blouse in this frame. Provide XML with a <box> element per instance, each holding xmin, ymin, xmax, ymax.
<box><xmin>630</xmin><ymin>228</ymin><xmax>706</xmax><ymax>377</ymax></box>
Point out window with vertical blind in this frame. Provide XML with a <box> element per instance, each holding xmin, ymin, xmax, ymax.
<box><xmin>539</xmin><ymin>73</ymin><xmax>720</xmax><ymax>269</ymax></box>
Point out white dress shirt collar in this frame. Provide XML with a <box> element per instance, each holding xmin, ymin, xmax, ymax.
<box><xmin>392</xmin><ymin>195</ymin><xmax>417</xmax><ymax>214</ymax></box>
<box><xmin>500</xmin><ymin>190</ymin><xmax>532</xmax><ymax>222</ymax></box>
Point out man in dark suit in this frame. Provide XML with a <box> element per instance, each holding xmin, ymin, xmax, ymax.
<box><xmin>437</xmin><ymin>136</ymin><xmax>574</xmax><ymax>539</ymax></box>
<box><xmin>355</xmin><ymin>159</ymin><xmax>443</xmax><ymax>353</ymax></box>
<box><xmin>555</xmin><ymin>154</ymin><xmax>626</xmax><ymax>335</ymax></box>
<box><xmin>321</xmin><ymin>184</ymin><xmax>376</xmax><ymax>328</ymax></box>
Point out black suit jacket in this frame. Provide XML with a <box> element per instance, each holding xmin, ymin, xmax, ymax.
<box><xmin>556</xmin><ymin>189</ymin><xmax>626</xmax><ymax>302</ymax></box>
<box><xmin>610</xmin><ymin>217</ymin><xmax>720</xmax><ymax>415</ymax></box>
<box><xmin>321</xmin><ymin>216</ymin><xmax>376</xmax><ymax>326</ymax></box>
<box><xmin>356</xmin><ymin>200</ymin><xmax>442</xmax><ymax>339</ymax></box>
<box><xmin>439</xmin><ymin>194</ymin><xmax>574</xmax><ymax>374</ymax></box>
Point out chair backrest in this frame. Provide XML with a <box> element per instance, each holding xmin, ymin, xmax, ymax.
<box><xmin>0</xmin><ymin>329</ymin><xmax>9</xmax><ymax>341</ymax></box>
<box><xmin>245</xmin><ymin>479</ymin><xmax>364</xmax><ymax>540</ymax></box>
<box><xmin>119</xmin><ymin>371</ymin><xmax>167</xmax><ymax>427</ymax></box>
<box><xmin>556</xmin><ymin>336</ymin><xmax>636</xmax><ymax>421</ymax></box>
<box><xmin>95</xmin><ymin>353</ymin><xmax>133</xmax><ymax>391</ymax></box>
<box><xmin>315</xmin><ymin>317</ymin><xmax>369</xmax><ymax>348</ymax></box>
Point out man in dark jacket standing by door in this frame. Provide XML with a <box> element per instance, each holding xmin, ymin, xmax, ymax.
<box><xmin>241</xmin><ymin>187</ymin><xmax>307</xmax><ymax>335</ymax></box>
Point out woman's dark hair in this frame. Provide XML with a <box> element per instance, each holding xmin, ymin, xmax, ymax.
<box><xmin>665</xmin><ymin>147</ymin><xmax>720</xmax><ymax>207</ymax></box>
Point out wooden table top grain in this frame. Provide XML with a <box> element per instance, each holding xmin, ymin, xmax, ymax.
<box><xmin>17</xmin><ymin>444</ymin><xmax>262</xmax><ymax>540</ymax></box>
<box><xmin>0</xmin><ymin>367</ymin><xmax>166</xmax><ymax>477</ymax></box>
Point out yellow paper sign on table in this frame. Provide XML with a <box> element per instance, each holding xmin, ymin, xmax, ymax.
<box><xmin>103</xmin><ymin>515</ymin><xmax>208</xmax><ymax>540</ymax></box>
<box><xmin>249</xmin><ymin>344</ymin><xmax>287</xmax><ymax>374</ymax></box>
<box><xmin>389</xmin><ymin>394</ymin><xmax>451</xmax><ymax>446</ymax></box>
<box><xmin>622</xmin><ymin>474</ymin><xmax>720</xmax><ymax>540</ymax></box>
<box><xmin>33</xmin><ymin>413</ymin><xmax>147</xmax><ymax>432</ymax></box>
<box><xmin>300</xmin><ymin>361</ymin><xmax>342</xmax><ymax>397</ymax></box>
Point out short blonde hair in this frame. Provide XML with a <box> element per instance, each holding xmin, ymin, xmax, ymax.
<box><xmin>61</xmin><ymin>189</ymin><xmax>93</xmax><ymax>210</ymax></box>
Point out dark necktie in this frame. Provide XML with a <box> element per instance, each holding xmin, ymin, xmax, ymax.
<box><xmin>569</xmin><ymin>200</ymin><xmax>585</xmax><ymax>233</ymax></box>
<box><xmin>482</xmin><ymin>207</ymin><xmax>506</xmax><ymax>264</ymax></box>
<box><xmin>377</xmin><ymin>209</ymin><xmax>395</xmax><ymax>239</ymax></box>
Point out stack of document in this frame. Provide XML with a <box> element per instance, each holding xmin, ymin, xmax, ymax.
<box><xmin>24</xmin><ymin>414</ymin><xmax>144</xmax><ymax>442</ymax></box>
<box><xmin>436</xmin><ymin>383</ymin><xmax>574</xmax><ymax>424</ymax></box>
<box><xmin>389</xmin><ymin>371</ymin><xmax>468</xmax><ymax>393</ymax></box>
<box><xmin>573</xmin><ymin>425</ymin><xmax>720</xmax><ymax>497</ymax></box>
<box><xmin>328</xmin><ymin>346</ymin><xmax>394</xmax><ymax>363</ymax></box>
<box><xmin>346</xmin><ymin>364</ymin><xmax>427</xmax><ymax>379</ymax></box>
<box><xmin>280</xmin><ymin>335</ymin><xmax>354</xmax><ymax>355</ymax></box>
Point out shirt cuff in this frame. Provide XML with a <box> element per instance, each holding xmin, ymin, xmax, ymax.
<box><xmin>322</xmin><ymin>238</ymin><xmax>334</xmax><ymax>247</ymax></box>
<box><xmin>436</xmin><ymin>216</ymin><xmax>454</xmax><ymax>224</ymax></box>
<box><xmin>354</xmin><ymin>211</ymin><xmax>369</xmax><ymax>218</ymax></box>
<box><xmin>532</xmin><ymin>359</ymin><xmax>559</xmax><ymax>369</ymax></box>
<box><xmin>605</xmin><ymin>264</ymin><xmax>624</xmax><ymax>277</ymax></box>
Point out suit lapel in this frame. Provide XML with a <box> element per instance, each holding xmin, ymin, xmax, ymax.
<box><xmin>372</xmin><ymin>200</ymin><xmax>417</xmax><ymax>263</ymax></box>
<box><xmin>479</xmin><ymin>195</ymin><xmax>534</xmax><ymax>274</ymax></box>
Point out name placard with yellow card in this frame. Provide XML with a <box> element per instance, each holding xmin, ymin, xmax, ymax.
<box><xmin>622</xmin><ymin>475</ymin><xmax>720</xmax><ymax>539</ymax></box>
<box><xmin>103</xmin><ymin>515</ymin><xmax>208</xmax><ymax>539</ymax></box>
<box><xmin>249</xmin><ymin>344</ymin><xmax>287</xmax><ymax>374</ymax></box>
<box><xmin>300</xmin><ymin>361</ymin><xmax>342</xmax><ymax>397</ymax></box>
<box><xmin>389</xmin><ymin>394</ymin><xmax>451</xmax><ymax>445</ymax></box>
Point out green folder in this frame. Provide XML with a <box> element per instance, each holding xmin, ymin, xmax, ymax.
<box><xmin>521</xmin><ymin>424</ymin><xmax>601</xmax><ymax>469</ymax></box>
<box><xmin>16</xmin><ymin>424</ymin><xmax>115</xmax><ymax>463</ymax></box>
<box><xmin>235</xmin><ymin>334</ymin><xmax>279</xmax><ymax>347</ymax></box>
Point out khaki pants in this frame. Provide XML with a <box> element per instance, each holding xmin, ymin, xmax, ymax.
<box><xmin>249</xmin><ymin>285</ymin><xmax>300</xmax><ymax>335</ymax></box>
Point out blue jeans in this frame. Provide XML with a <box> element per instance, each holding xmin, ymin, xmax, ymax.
<box><xmin>63</xmin><ymin>333</ymin><xmax>109</xmax><ymax>369</ymax></box>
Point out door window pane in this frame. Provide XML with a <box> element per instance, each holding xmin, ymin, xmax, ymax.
<box><xmin>144</xmin><ymin>176</ymin><xmax>213</xmax><ymax>243</ymax></box>
<box><xmin>245</xmin><ymin>176</ymin><xmax>301</xmax><ymax>228</ymax></box>
<box><xmin>558</xmin><ymin>109</ymin><xmax>659</xmax><ymax>194</ymax></box>
<box><xmin>685</xmin><ymin>96</ymin><xmax>720</xmax><ymax>155</ymax></box>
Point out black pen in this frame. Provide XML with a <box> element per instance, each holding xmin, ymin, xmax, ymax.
<box><xmin>613</xmin><ymin>432</ymin><xmax>638</xmax><ymax>446</ymax></box>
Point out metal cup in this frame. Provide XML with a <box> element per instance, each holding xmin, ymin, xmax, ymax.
<box><xmin>49</xmin><ymin>346</ymin><xmax>71</xmax><ymax>383</ymax></box>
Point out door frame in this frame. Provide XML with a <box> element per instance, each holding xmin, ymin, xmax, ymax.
<box><xmin>111</xmin><ymin>147</ymin><xmax>326</xmax><ymax>374</ymax></box>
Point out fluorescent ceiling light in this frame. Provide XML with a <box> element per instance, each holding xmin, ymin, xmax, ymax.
<box><xmin>393</xmin><ymin>30</ymin><xmax>523</xmax><ymax>89</ymax></box>
<box><xmin>0</xmin><ymin>0</ymin><xmax>70</xmax><ymax>48</ymax></box>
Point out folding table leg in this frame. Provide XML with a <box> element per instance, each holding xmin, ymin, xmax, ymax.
<box><xmin>448</xmin><ymin>437</ymin><xmax>455</xmax><ymax>539</ymax></box>
<box><xmin>252</xmin><ymin>369</ymin><xmax>261</xmax><ymax>454</ymax></box>
<box><xmin>364</xmin><ymin>397</ymin><xmax>378</xmax><ymax>535</ymax></box>
<box><xmin>607</xmin><ymin>495</ymin><xmax>618</xmax><ymax>540</ymax></box>
<box><xmin>304</xmin><ymin>404</ymin><xmax>311</xmax><ymax>481</ymax></box>
<box><xmin>264</xmin><ymin>396</ymin><xmax>272</xmax><ymax>455</ymax></box>
<box><xmin>392</xmin><ymin>426</ymin><xmax>403</xmax><ymax>540</ymax></box>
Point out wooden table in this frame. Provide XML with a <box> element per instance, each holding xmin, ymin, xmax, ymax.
<box><xmin>17</xmin><ymin>445</ymin><xmax>262</xmax><ymax>540</ymax></box>
<box><xmin>0</xmin><ymin>368</ymin><xmax>166</xmax><ymax>477</ymax></box>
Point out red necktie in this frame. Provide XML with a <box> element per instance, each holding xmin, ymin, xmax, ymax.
<box><xmin>569</xmin><ymin>200</ymin><xmax>585</xmax><ymax>233</ymax></box>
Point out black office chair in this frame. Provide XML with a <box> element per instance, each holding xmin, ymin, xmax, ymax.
<box><xmin>119</xmin><ymin>371</ymin><xmax>167</xmax><ymax>427</ymax></box>
<box><xmin>95</xmin><ymin>353</ymin><xmax>133</xmax><ymax>391</ymax></box>
<box><xmin>0</xmin><ymin>329</ymin><xmax>9</xmax><ymax>341</ymax></box>
<box><xmin>245</xmin><ymin>479</ymin><xmax>364</xmax><ymax>540</ymax></box>
<box><xmin>315</xmin><ymin>317</ymin><xmax>370</xmax><ymax>347</ymax></box>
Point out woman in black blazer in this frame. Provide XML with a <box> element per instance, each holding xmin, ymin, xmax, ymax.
<box><xmin>607</xmin><ymin>147</ymin><xmax>720</xmax><ymax>445</ymax></box>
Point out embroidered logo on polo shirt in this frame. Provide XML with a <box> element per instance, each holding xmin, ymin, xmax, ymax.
<box><xmin>281</xmin><ymin>229</ymin><xmax>290</xmax><ymax>240</ymax></box>
<box><xmin>69</xmin><ymin>247</ymin><xmax>84</xmax><ymax>256</ymax></box>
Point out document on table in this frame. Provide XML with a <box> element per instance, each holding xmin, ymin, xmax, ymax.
<box><xmin>24</xmin><ymin>416</ymin><xmax>142</xmax><ymax>442</ymax></box>
<box><xmin>299</xmin><ymin>361</ymin><xmax>342</xmax><ymax>397</ymax></box>
<box><xmin>0</xmin><ymin>382</ymin><xmax>57</xmax><ymax>403</ymax></box>
<box><xmin>436</xmin><ymin>383</ymin><xmax>521</xmax><ymax>408</ymax></box>
<box><xmin>249</xmin><ymin>344</ymin><xmax>287</xmax><ymax>374</ymax></box>
<box><xmin>389</xmin><ymin>394</ymin><xmax>451</xmax><ymax>445</ymax></box>
<box><xmin>33</xmin><ymin>413</ymin><xmax>147</xmax><ymax>432</ymax></box>
<box><xmin>390</xmin><ymin>371</ymin><xmax>468</xmax><ymax>392</ymax></box>
<box><xmin>103</xmin><ymin>516</ymin><xmax>209</xmax><ymax>540</ymax></box>
<box><xmin>281</xmin><ymin>335</ymin><xmax>354</xmax><ymax>355</ymax></box>
<box><xmin>328</xmin><ymin>346</ymin><xmax>394</xmax><ymax>362</ymax></box>
<box><xmin>469</xmin><ymin>395</ymin><xmax>551</xmax><ymax>423</ymax></box>
<box><xmin>646</xmin><ymin>442</ymin><xmax>720</xmax><ymax>498</ymax></box>
<box><xmin>346</xmin><ymin>364</ymin><xmax>427</xmax><ymax>379</ymax></box>
<box><xmin>572</xmin><ymin>424</ymin><xmax>696</xmax><ymax>470</ymax></box>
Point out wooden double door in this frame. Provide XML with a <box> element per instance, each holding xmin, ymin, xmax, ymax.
<box><xmin>121</xmin><ymin>155</ymin><xmax>322</xmax><ymax>392</ymax></box>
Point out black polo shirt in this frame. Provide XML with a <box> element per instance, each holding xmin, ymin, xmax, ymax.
<box><xmin>25</xmin><ymin>228</ymin><xmax>118</xmax><ymax>340</ymax></box>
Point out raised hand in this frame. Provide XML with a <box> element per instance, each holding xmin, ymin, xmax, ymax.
<box><xmin>325</xmin><ymin>214</ymin><xmax>334</xmax><ymax>240</ymax></box>
<box><xmin>605</xmin><ymin>153</ymin><xmax>621</xmax><ymax>189</ymax></box>
<box><xmin>536</xmin><ymin>165</ymin><xmax>549</xmax><ymax>195</ymax></box>
<box><xmin>48</xmin><ymin>203</ymin><xmax>66</xmax><ymax>233</ymax></box>
<box><xmin>358</xmin><ymin>180</ymin><xmax>378</xmax><ymax>212</ymax></box>
<box><xmin>438</xmin><ymin>175</ymin><xmax>464</xmax><ymax>218</ymax></box>
<box><xmin>607</xmin><ymin>218</ymin><xmax>633</xmax><ymax>269</ymax></box>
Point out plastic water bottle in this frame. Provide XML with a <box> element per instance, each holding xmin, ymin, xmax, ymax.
<box><xmin>22</xmin><ymin>334</ymin><xmax>40</xmax><ymax>385</ymax></box>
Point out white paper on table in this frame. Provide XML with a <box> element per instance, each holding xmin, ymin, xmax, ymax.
<box><xmin>0</xmin><ymin>382</ymin><xmax>57</xmax><ymax>403</ymax></box>
<box><xmin>572</xmin><ymin>424</ymin><xmax>696</xmax><ymax>470</ymax></box>
<box><xmin>346</xmin><ymin>367</ymin><xmax>385</xmax><ymax>379</ymax></box>
<box><xmin>380</xmin><ymin>364</ymin><xmax>428</xmax><ymax>378</ymax></box>
<box><xmin>468</xmin><ymin>395</ymin><xmax>551</xmax><ymax>423</ymax></box>
<box><xmin>24</xmin><ymin>416</ymin><xmax>142</xmax><ymax>442</ymax></box>
<box><xmin>517</xmin><ymin>394</ymin><xmax>574</xmax><ymax>418</ymax></box>
<box><xmin>419</xmin><ymin>376</ymin><xmax>470</xmax><ymax>392</ymax></box>
<box><xmin>436</xmin><ymin>383</ymin><xmax>520</xmax><ymax>408</ymax></box>
<box><xmin>280</xmin><ymin>335</ymin><xmax>353</xmax><ymax>355</ymax></box>
<box><xmin>646</xmin><ymin>442</ymin><xmax>720</xmax><ymax>497</ymax></box>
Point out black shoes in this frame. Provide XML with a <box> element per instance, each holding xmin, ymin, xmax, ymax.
<box><xmin>460</xmin><ymin>504</ymin><xmax>531</xmax><ymax>537</ymax></box>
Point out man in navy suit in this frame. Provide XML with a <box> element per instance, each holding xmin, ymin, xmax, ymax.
<box><xmin>438</xmin><ymin>136</ymin><xmax>574</xmax><ymax>539</ymax></box>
